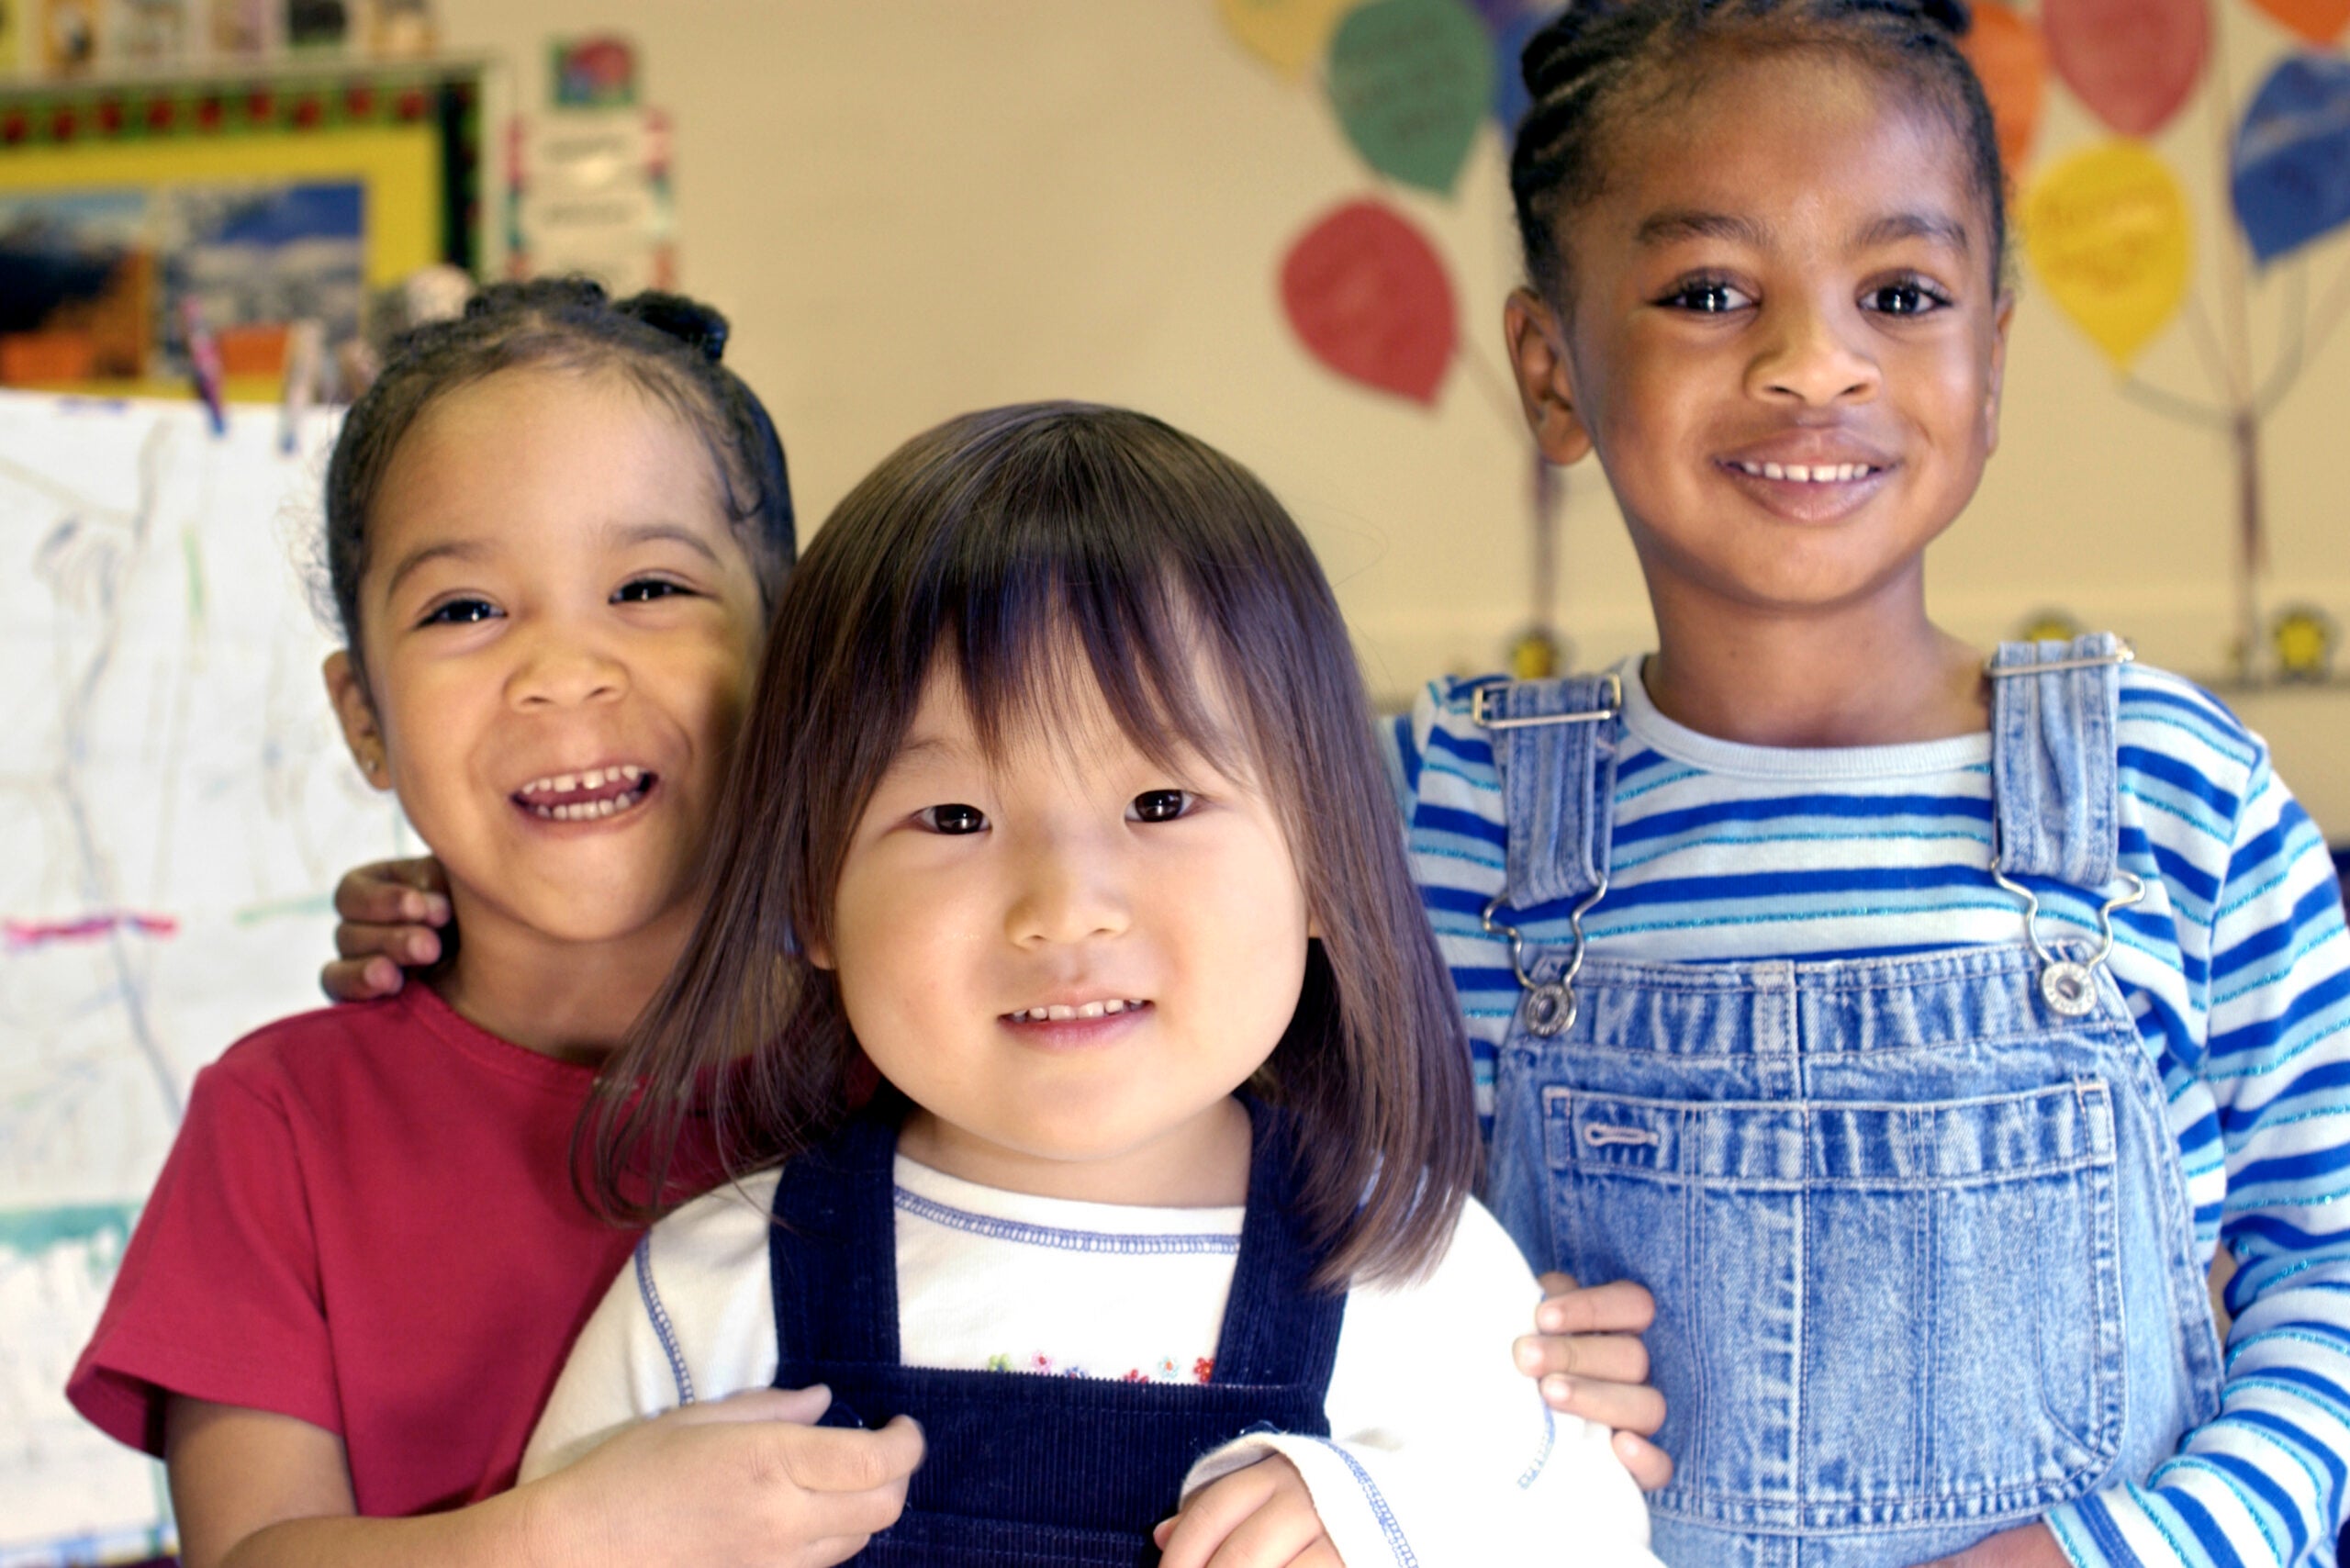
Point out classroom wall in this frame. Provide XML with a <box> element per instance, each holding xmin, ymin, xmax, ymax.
<box><xmin>433</xmin><ymin>1</ymin><xmax>2350</xmax><ymax>832</ymax></box>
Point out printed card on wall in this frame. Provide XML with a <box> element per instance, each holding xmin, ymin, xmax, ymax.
<box><xmin>506</xmin><ymin>108</ymin><xmax>675</xmax><ymax>295</ymax></box>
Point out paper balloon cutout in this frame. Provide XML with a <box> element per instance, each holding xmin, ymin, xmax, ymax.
<box><xmin>1326</xmin><ymin>0</ymin><xmax>1494</xmax><ymax>194</ymax></box>
<box><xmin>1218</xmin><ymin>0</ymin><xmax>1354</xmax><ymax>80</ymax></box>
<box><xmin>1491</xmin><ymin>6</ymin><xmax>1559</xmax><ymax>132</ymax></box>
<box><xmin>2043</xmin><ymin>0</ymin><xmax>2209</xmax><ymax>137</ymax></box>
<box><xmin>2232</xmin><ymin>52</ymin><xmax>2350</xmax><ymax>264</ymax></box>
<box><xmin>1961</xmin><ymin>2</ymin><xmax>2048</xmax><ymax>173</ymax></box>
<box><xmin>2247</xmin><ymin>0</ymin><xmax>2350</xmax><ymax>44</ymax></box>
<box><xmin>1281</xmin><ymin>200</ymin><xmax>1458</xmax><ymax>404</ymax></box>
<box><xmin>2024</xmin><ymin>141</ymin><xmax>2192</xmax><ymax>369</ymax></box>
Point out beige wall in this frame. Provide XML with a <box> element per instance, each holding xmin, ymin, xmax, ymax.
<box><xmin>440</xmin><ymin>1</ymin><xmax>2350</xmax><ymax>836</ymax></box>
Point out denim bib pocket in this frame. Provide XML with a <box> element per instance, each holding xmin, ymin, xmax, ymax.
<box><xmin>1537</xmin><ymin>1079</ymin><xmax>2126</xmax><ymax>1533</ymax></box>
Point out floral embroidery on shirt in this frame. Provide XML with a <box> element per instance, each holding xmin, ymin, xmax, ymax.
<box><xmin>987</xmin><ymin>1351</ymin><xmax>1204</xmax><ymax>1383</ymax></box>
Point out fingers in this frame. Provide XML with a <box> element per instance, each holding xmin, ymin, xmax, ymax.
<box><xmin>1199</xmin><ymin>1500</ymin><xmax>1328</xmax><ymax>1567</ymax></box>
<box><xmin>1516</xmin><ymin>1326</ymin><xmax>1651</xmax><ymax>1387</ymax></box>
<box><xmin>332</xmin><ymin>859</ymin><xmax>451</xmax><ymax>926</ymax></box>
<box><xmin>1155</xmin><ymin>1465</ymin><xmax>1276</xmax><ymax>1568</ymax></box>
<box><xmin>1535</xmin><ymin>1278</ymin><xmax>1654</xmax><ymax>1337</ymax></box>
<box><xmin>688</xmin><ymin>1384</ymin><xmax>834</xmax><ymax>1427</ymax></box>
<box><xmin>1532</xmin><ymin>1361</ymin><xmax>1665</xmax><ymax>1439</ymax></box>
<box><xmin>1537</xmin><ymin>1270</ymin><xmax>1580</xmax><ymax>1296</ymax></box>
<box><xmin>1611</xmin><ymin>1429</ymin><xmax>1675</xmax><ymax>1491</ymax></box>
<box><xmin>319</xmin><ymin>955</ymin><xmax>404</xmax><ymax>1002</ymax></box>
<box><xmin>332</xmin><ymin>920</ymin><xmax>443</xmax><ymax>968</ymax></box>
<box><xmin>783</xmin><ymin>1416</ymin><xmax>925</xmax><ymax>1495</ymax></box>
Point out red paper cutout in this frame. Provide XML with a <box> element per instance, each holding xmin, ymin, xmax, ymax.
<box><xmin>1280</xmin><ymin>200</ymin><xmax>1457</xmax><ymax>406</ymax></box>
<box><xmin>2044</xmin><ymin>0</ymin><xmax>2210</xmax><ymax>138</ymax></box>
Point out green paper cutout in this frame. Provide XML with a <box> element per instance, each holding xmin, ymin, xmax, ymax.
<box><xmin>1325</xmin><ymin>0</ymin><xmax>1493</xmax><ymax>195</ymax></box>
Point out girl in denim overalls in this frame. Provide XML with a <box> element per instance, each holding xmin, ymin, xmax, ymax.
<box><xmin>1400</xmin><ymin>3</ymin><xmax>2350</xmax><ymax>1565</ymax></box>
<box><xmin>521</xmin><ymin>404</ymin><xmax>1662</xmax><ymax>1566</ymax></box>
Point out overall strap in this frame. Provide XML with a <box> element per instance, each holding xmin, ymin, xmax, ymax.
<box><xmin>1476</xmin><ymin>673</ymin><xmax>1624</xmax><ymax>912</ymax></box>
<box><xmin>769</xmin><ymin>1114</ymin><xmax>902</xmax><ymax>1374</ymax></box>
<box><xmin>1986</xmin><ymin>633</ymin><xmax>2131</xmax><ymax>889</ymax></box>
<box><xmin>1210</xmin><ymin>1096</ymin><xmax>1345</xmax><ymax>1406</ymax></box>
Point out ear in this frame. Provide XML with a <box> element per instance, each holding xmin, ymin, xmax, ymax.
<box><xmin>1504</xmin><ymin>287</ymin><xmax>1595</xmax><ymax>466</ymax></box>
<box><xmin>1982</xmin><ymin>292</ymin><xmax>2017</xmax><ymax>454</ymax></box>
<box><xmin>323</xmin><ymin>650</ymin><xmax>392</xmax><ymax>792</ymax></box>
<box><xmin>803</xmin><ymin>934</ymin><xmax>835</xmax><ymax>971</ymax></box>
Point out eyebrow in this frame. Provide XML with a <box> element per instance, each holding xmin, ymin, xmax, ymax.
<box><xmin>379</xmin><ymin>520</ymin><xmax>723</xmax><ymax>601</ymax></box>
<box><xmin>1634</xmin><ymin>207</ymin><xmax>1974</xmax><ymax>256</ymax></box>
<box><xmin>1634</xmin><ymin>208</ymin><xmax>1767</xmax><ymax>249</ymax></box>
<box><xmin>1852</xmin><ymin>210</ymin><xmax>1974</xmax><ymax>254</ymax></box>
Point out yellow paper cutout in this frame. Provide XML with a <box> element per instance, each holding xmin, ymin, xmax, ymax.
<box><xmin>2023</xmin><ymin>140</ymin><xmax>2191</xmax><ymax>370</ymax></box>
<box><xmin>1219</xmin><ymin>0</ymin><xmax>1357</xmax><ymax>80</ymax></box>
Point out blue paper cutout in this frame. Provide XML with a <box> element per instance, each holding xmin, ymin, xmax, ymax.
<box><xmin>1492</xmin><ymin>6</ymin><xmax>1561</xmax><ymax>132</ymax></box>
<box><xmin>2232</xmin><ymin>52</ymin><xmax>2350</xmax><ymax>265</ymax></box>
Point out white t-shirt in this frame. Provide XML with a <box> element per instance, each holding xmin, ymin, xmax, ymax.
<box><xmin>524</xmin><ymin>1155</ymin><xmax>1658</xmax><ymax>1565</ymax></box>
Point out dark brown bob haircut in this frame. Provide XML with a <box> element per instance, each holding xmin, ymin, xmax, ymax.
<box><xmin>584</xmin><ymin>400</ymin><xmax>1477</xmax><ymax>1288</ymax></box>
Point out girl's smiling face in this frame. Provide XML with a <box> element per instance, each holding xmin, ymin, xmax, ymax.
<box><xmin>1510</xmin><ymin>52</ymin><xmax>2012</xmax><ymax>622</ymax></box>
<box><xmin>327</xmin><ymin>366</ymin><xmax>765</xmax><ymax>972</ymax></box>
<box><xmin>815</xmin><ymin>654</ymin><xmax>1312</xmax><ymax>1207</ymax></box>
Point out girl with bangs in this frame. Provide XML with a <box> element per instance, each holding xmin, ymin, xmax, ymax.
<box><xmin>518</xmin><ymin>401</ymin><xmax>1661</xmax><ymax>1566</ymax></box>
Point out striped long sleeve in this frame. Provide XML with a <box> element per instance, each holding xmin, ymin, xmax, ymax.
<box><xmin>1384</xmin><ymin>660</ymin><xmax>2350</xmax><ymax>1566</ymax></box>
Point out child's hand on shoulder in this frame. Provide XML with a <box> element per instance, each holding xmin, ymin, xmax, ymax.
<box><xmin>1154</xmin><ymin>1456</ymin><xmax>1338</xmax><ymax>1568</ymax></box>
<box><xmin>1516</xmin><ymin>1271</ymin><xmax>1673</xmax><ymax>1489</ymax></box>
<box><xmin>320</xmin><ymin>857</ymin><xmax>449</xmax><ymax>1001</ymax></box>
<box><xmin>1914</xmin><ymin>1521</ymin><xmax>2070</xmax><ymax>1568</ymax></box>
<box><xmin>525</xmin><ymin>1386</ymin><xmax>922</xmax><ymax>1568</ymax></box>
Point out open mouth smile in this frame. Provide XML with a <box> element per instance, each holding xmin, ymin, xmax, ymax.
<box><xmin>512</xmin><ymin>764</ymin><xmax>657</xmax><ymax>823</ymax></box>
<box><xmin>1003</xmin><ymin>998</ymin><xmax>1150</xmax><ymax>1023</ymax></box>
<box><xmin>1727</xmin><ymin>460</ymin><xmax>1882</xmax><ymax>483</ymax></box>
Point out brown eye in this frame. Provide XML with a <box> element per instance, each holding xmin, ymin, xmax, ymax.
<box><xmin>1128</xmin><ymin>790</ymin><xmax>1192</xmax><ymax>823</ymax></box>
<box><xmin>919</xmin><ymin>802</ymin><xmax>988</xmax><ymax>834</ymax></box>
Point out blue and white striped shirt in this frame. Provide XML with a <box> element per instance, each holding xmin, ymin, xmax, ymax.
<box><xmin>1386</xmin><ymin>657</ymin><xmax>2350</xmax><ymax>1568</ymax></box>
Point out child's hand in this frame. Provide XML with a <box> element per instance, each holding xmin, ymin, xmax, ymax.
<box><xmin>529</xmin><ymin>1387</ymin><xmax>923</xmax><ymax>1568</ymax></box>
<box><xmin>1912</xmin><ymin>1520</ymin><xmax>2069</xmax><ymax>1568</ymax></box>
<box><xmin>320</xmin><ymin>857</ymin><xmax>450</xmax><ymax>1002</ymax></box>
<box><xmin>1516</xmin><ymin>1271</ymin><xmax>1673</xmax><ymax>1489</ymax></box>
<box><xmin>1153</xmin><ymin>1456</ymin><xmax>1338</xmax><ymax>1568</ymax></box>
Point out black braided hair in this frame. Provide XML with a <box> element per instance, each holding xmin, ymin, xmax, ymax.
<box><xmin>322</xmin><ymin>276</ymin><xmax>795</xmax><ymax>648</ymax></box>
<box><xmin>1509</xmin><ymin>0</ymin><xmax>2006</xmax><ymax>301</ymax></box>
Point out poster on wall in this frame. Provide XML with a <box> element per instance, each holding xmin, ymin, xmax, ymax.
<box><xmin>506</xmin><ymin>107</ymin><xmax>674</xmax><ymax>295</ymax></box>
<box><xmin>0</xmin><ymin>66</ymin><xmax>481</xmax><ymax>401</ymax></box>
<box><xmin>0</xmin><ymin>391</ymin><xmax>413</xmax><ymax>1566</ymax></box>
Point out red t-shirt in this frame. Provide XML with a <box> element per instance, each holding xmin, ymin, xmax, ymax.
<box><xmin>66</xmin><ymin>985</ymin><xmax>643</xmax><ymax>1516</ymax></box>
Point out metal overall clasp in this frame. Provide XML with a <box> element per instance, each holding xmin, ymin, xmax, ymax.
<box><xmin>1472</xmin><ymin>673</ymin><xmax>1622</xmax><ymax>1037</ymax></box>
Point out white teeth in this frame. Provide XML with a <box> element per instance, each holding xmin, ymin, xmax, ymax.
<box><xmin>621</xmin><ymin>764</ymin><xmax>643</xmax><ymax>782</ymax></box>
<box><xmin>1046</xmin><ymin>1003</ymin><xmax>1075</xmax><ymax>1021</ymax></box>
<box><xmin>1740</xmin><ymin>461</ymin><xmax>1874</xmax><ymax>483</ymax></box>
<box><xmin>1102</xmin><ymin>999</ymin><xmax>1126</xmax><ymax>1014</ymax></box>
<box><xmin>1076</xmin><ymin>1001</ymin><xmax>1105</xmax><ymax>1018</ymax></box>
<box><xmin>1009</xmin><ymin>998</ymin><xmax>1145</xmax><ymax>1022</ymax></box>
<box><xmin>583</xmin><ymin>767</ymin><xmax>606</xmax><ymax>790</ymax></box>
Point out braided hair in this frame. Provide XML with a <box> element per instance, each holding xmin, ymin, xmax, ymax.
<box><xmin>322</xmin><ymin>276</ymin><xmax>795</xmax><ymax>650</ymax></box>
<box><xmin>1508</xmin><ymin>0</ymin><xmax>2005</xmax><ymax>301</ymax></box>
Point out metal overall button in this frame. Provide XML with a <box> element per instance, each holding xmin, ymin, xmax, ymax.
<box><xmin>1481</xmin><ymin>882</ymin><xmax>1606</xmax><ymax>1040</ymax></box>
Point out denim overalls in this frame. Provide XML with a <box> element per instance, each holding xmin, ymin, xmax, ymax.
<box><xmin>1475</xmin><ymin>637</ymin><xmax>2223</xmax><ymax>1567</ymax></box>
<box><xmin>767</xmin><ymin>1098</ymin><xmax>1346</xmax><ymax>1567</ymax></box>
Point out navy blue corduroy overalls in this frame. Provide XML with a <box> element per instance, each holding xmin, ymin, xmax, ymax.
<box><xmin>768</xmin><ymin>1099</ymin><xmax>1346</xmax><ymax>1567</ymax></box>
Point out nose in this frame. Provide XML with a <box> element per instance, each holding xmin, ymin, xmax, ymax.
<box><xmin>1748</xmin><ymin>293</ymin><xmax>1878</xmax><ymax>407</ymax></box>
<box><xmin>507</xmin><ymin>617</ymin><xmax>628</xmax><ymax>710</ymax></box>
<box><xmin>1005</xmin><ymin>827</ymin><xmax>1131</xmax><ymax>948</ymax></box>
